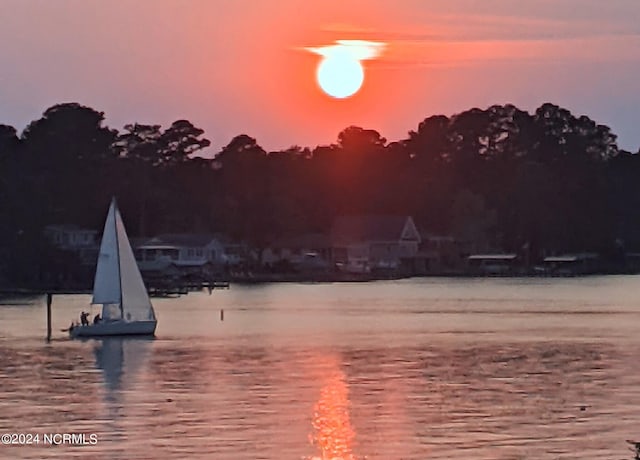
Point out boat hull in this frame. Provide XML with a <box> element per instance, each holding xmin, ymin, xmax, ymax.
<box><xmin>69</xmin><ymin>320</ymin><xmax>157</xmax><ymax>338</ymax></box>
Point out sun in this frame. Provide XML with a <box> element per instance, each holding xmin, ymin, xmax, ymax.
<box><xmin>305</xmin><ymin>40</ymin><xmax>385</xmax><ymax>100</ymax></box>
<box><xmin>317</xmin><ymin>55</ymin><xmax>364</xmax><ymax>99</ymax></box>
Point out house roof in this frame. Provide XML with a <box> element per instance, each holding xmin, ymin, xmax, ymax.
<box><xmin>331</xmin><ymin>215</ymin><xmax>415</xmax><ymax>245</ymax></box>
<box><xmin>149</xmin><ymin>233</ymin><xmax>219</xmax><ymax>248</ymax></box>
<box><xmin>544</xmin><ymin>253</ymin><xmax>599</xmax><ymax>262</ymax></box>
<box><xmin>468</xmin><ymin>254</ymin><xmax>517</xmax><ymax>260</ymax></box>
<box><xmin>136</xmin><ymin>244</ymin><xmax>180</xmax><ymax>250</ymax></box>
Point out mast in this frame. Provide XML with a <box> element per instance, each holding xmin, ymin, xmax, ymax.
<box><xmin>112</xmin><ymin>198</ymin><xmax>125</xmax><ymax>319</ymax></box>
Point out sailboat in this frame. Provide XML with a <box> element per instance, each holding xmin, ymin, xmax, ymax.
<box><xmin>70</xmin><ymin>198</ymin><xmax>157</xmax><ymax>337</ymax></box>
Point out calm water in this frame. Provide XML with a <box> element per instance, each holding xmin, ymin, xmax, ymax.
<box><xmin>2</xmin><ymin>277</ymin><xmax>640</xmax><ymax>459</ymax></box>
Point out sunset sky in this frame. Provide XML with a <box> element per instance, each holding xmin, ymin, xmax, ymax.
<box><xmin>2</xmin><ymin>0</ymin><xmax>639</xmax><ymax>154</ymax></box>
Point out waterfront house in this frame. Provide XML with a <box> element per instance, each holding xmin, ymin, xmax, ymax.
<box><xmin>467</xmin><ymin>253</ymin><xmax>518</xmax><ymax>275</ymax></box>
<box><xmin>417</xmin><ymin>233</ymin><xmax>472</xmax><ymax>274</ymax></box>
<box><xmin>330</xmin><ymin>215</ymin><xmax>421</xmax><ymax>274</ymax></box>
<box><xmin>541</xmin><ymin>253</ymin><xmax>599</xmax><ymax>276</ymax></box>
<box><xmin>261</xmin><ymin>233</ymin><xmax>332</xmax><ymax>271</ymax></box>
<box><xmin>44</xmin><ymin>224</ymin><xmax>99</xmax><ymax>266</ymax></box>
<box><xmin>135</xmin><ymin>233</ymin><xmax>241</xmax><ymax>278</ymax></box>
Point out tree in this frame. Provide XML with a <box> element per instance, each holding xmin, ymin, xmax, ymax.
<box><xmin>22</xmin><ymin>103</ymin><xmax>117</xmax><ymax>165</ymax></box>
<box><xmin>532</xmin><ymin>103</ymin><xmax>618</xmax><ymax>164</ymax></box>
<box><xmin>0</xmin><ymin>124</ymin><xmax>20</xmax><ymax>157</ymax></box>
<box><xmin>504</xmin><ymin>161</ymin><xmax>562</xmax><ymax>256</ymax></box>
<box><xmin>112</xmin><ymin>120</ymin><xmax>211</xmax><ymax>235</ymax></box>
<box><xmin>450</xmin><ymin>189</ymin><xmax>497</xmax><ymax>252</ymax></box>
<box><xmin>114</xmin><ymin>123</ymin><xmax>163</xmax><ymax>164</ymax></box>
<box><xmin>213</xmin><ymin>135</ymin><xmax>271</xmax><ymax>247</ymax></box>
<box><xmin>18</xmin><ymin>103</ymin><xmax>118</xmax><ymax>227</ymax></box>
<box><xmin>214</xmin><ymin>134</ymin><xmax>266</xmax><ymax>168</ymax></box>
<box><xmin>116</xmin><ymin>120</ymin><xmax>211</xmax><ymax>166</ymax></box>
<box><xmin>0</xmin><ymin>124</ymin><xmax>21</xmax><ymax>249</ymax></box>
<box><xmin>405</xmin><ymin>115</ymin><xmax>450</xmax><ymax>164</ymax></box>
<box><xmin>3</xmin><ymin>99</ymin><xmax>638</xmax><ymax>285</ymax></box>
<box><xmin>158</xmin><ymin>120</ymin><xmax>211</xmax><ymax>166</ymax></box>
<box><xmin>337</xmin><ymin>126</ymin><xmax>386</xmax><ymax>152</ymax></box>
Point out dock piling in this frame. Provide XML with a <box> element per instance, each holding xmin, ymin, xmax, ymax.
<box><xmin>46</xmin><ymin>293</ymin><xmax>52</xmax><ymax>342</ymax></box>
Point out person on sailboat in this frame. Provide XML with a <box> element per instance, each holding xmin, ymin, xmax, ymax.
<box><xmin>93</xmin><ymin>313</ymin><xmax>101</xmax><ymax>325</ymax></box>
<box><xmin>80</xmin><ymin>311</ymin><xmax>89</xmax><ymax>326</ymax></box>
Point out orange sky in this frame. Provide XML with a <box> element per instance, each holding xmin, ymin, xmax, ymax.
<box><xmin>1</xmin><ymin>0</ymin><xmax>640</xmax><ymax>153</ymax></box>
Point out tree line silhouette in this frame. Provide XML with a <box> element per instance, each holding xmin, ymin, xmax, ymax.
<box><xmin>1</xmin><ymin>102</ymin><xmax>639</xmax><ymax>285</ymax></box>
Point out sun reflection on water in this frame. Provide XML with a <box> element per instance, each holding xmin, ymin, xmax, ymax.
<box><xmin>308</xmin><ymin>356</ymin><xmax>357</xmax><ymax>460</ymax></box>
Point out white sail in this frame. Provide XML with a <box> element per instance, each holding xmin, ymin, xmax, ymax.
<box><xmin>91</xmin><ymin>198</ymin><xmax>156</xmax><ymax>322</ymax></box>
<box><xmin>92</xmin><ymin>199</ymin><xmax>121</xmax><ymax>311</ymax></box>
<box><xmin>115</xmin><ymin>207</ymin><xmax>156</xmax><ymax>321</ymax></box>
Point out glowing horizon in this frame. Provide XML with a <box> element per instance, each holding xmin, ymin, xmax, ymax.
<box><xmin>1</xmin><ymin>0</ymin><xmax>640</xmax><ymax>153</ymax></box>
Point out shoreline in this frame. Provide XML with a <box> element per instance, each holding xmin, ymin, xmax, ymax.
<box><xmin>1</xmin><ymin>270</ymin><xmax>636</xmax><ymax>298</ymax></box>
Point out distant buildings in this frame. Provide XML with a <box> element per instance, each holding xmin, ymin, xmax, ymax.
<box><xmin>261</xmin><ymin>233</ymin><xmax>331</xmax><ymax>272</ymax></box>
<box><xmin>135</xmin><ymin>234</ymin><xmax>219</xmax><ymax>276</ymax></box>
<box><xmin>42</xmin><ymin>216</ymin><xmax>471</xmax><ymax>280</ymax></box>
<box><xmin>43</xmin><ymin>225</ymin><xmax>98</xmax><ymax>266</ymax></box>
<box><xmin>44</xmin><ymin>227</ymin><xmax>251</xmax><ymax>282</ymax></box>
<box><xmin>330</xmin><ymin>215</ymin><xmax>420</xmax><ymax>274</ymax></box>
<box><xmin>41</xmin><ymin>216</ymin><xmax>619</xmax><ymax>282</ymax></box>
<box><xmin>260</xmin><ymin>216</ymin><xmax>422</xmax><ymax>276</ymax></box>
<box><xmin>467</xmin><ymin>253</ymin><xmax>518</xmax><ymax>276</ymax></box>
<box><xmin>540</xmin><ymin>253</ymin><xmax>600</xmax><ymax>276</ymax></box>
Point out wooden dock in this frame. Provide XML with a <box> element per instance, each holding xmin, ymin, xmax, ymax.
<box><xmin>147</xmin><ymin>280</ymin><xmax>230</xmax><ymax>298</ymax></box>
